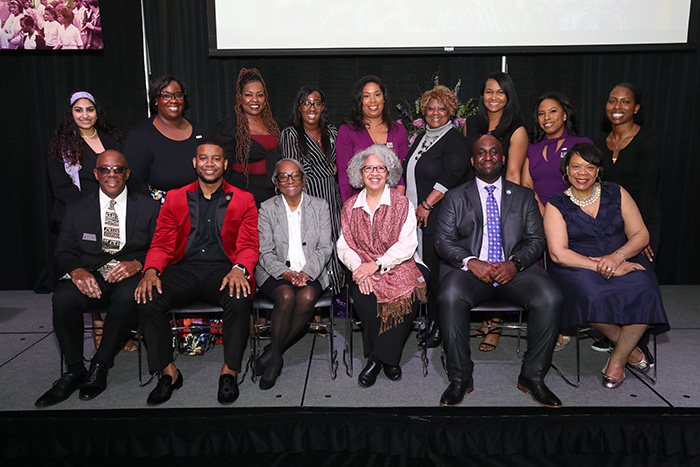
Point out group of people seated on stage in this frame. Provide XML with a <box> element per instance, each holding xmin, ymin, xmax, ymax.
<box><xmin>1</xmin><ymin>0</ymin><xmax>101</xmax><ymax>50</ymax></box>
<box><xmin>36</xmin><ymin>68</ymin><xmax>668</xmax><ymax>409</ymax></box>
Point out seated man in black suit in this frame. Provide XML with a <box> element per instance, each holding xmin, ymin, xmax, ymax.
<box><xmin>434</xmin><ymin>135</ymin><xmax>563</xmax><ymax>408</ymax></box>
<box><xmin>36</xmin><ymin>150</ymin><xmax>159</xmax><ymax>407</ymax></box>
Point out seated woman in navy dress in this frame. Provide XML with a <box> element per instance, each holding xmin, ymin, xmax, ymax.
<box><xmin>544</xmin><ymin>143</ymin><xmax>668</xmax><ymax>389</ymax></box>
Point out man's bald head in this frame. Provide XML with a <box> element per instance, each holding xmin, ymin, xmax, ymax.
<box><xmin>94</xmin><ymin>150</ymin><xmax>130</xmax><ymax>199</ymax></box>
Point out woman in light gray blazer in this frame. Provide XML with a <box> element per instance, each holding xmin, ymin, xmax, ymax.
<box><xmin>254</xmin><ymin>158</ymin><xmax>333</xmax><ymax>390</ymax></box>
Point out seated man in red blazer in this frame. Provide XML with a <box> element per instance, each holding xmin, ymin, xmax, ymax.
<box><xmin>135</xmin><ymin>138</ymin><xmax>258</xmax><ymax>405</ymax></box>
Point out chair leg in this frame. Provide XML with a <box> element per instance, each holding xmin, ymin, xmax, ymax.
<box><xmin>343</xmin><ymin>288</ymin><xmax>354</xmax><ymax>377</ymax></box>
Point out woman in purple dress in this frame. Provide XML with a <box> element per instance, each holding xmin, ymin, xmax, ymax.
<box><xmin>336</xmin><ymin>75</ymin><xmax>408</xmax><ymax>203</ymax></box>
<box><xmin>544</xmin><ymin>143</ymin><xmax>668</xmax><ymax>389</ymax></box>
<box><xmin>522</xmin><ymin>92</ymin><xmax>592</xmax><ymax>217</ymax></box>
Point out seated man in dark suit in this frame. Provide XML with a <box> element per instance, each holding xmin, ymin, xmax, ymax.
<box><xmin>435</xmin><ymin>135</ymin><xmax>564</xmax><ymax>408</ymax></box>
<box><xmin>36</xmin><ymin>150</ymin><xmax>159</xmax><ymax>407</ymax></box>
<box><xmin>135</xmin><ymin>139</ymin><xmax>258</xmax><ymax>406</ymax></box>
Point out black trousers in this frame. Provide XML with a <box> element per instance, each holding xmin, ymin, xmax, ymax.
<box><xmin>138</xmin><ymin>262</ymin><xmax>251</xmax><ymax>374</ymax></box>
<box><xmin>438</xmin><ymin>265</ymin><xmax>562</xmax><ymax>382</ymax></box>
<box><xmin>53</xmin><ymin>274</ymin><xmax>140</xmax><ymax>370</ymax></box>
<box><xmin>348</xmin><ymin>264</ymin><xmax>427</xmax><ymax>367</ymax></box>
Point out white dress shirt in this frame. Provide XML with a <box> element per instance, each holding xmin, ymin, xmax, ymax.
<box><xmin>462</xmin><ymin>177</ymin><xmax>505</xmax><ymax>271</ymax></box>
<box><xmin>282</xmin><ymin>193</ymin><xmax>306</xmax><ymax>272</ymax></box>
<box><xmin>337</xmin><ymin>185</ymin><xmax>421</xmax><ymax>274</ymax></box>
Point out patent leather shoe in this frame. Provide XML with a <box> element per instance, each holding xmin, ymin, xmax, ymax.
<box><xmin>147</xmin><ymin>370</ymin><xmax>183</xmax><ymax>405</ymax></box>
<box><xmin>358</xmin><ymin>356</ymin><xmax>383</xmax><ymax>387</ymax></box>
<box><xmin>79</xmin><ymin>362</ymin><xmax>109</xmax><ymax>400</ymax></box>
<box><xmin>517</xmin><ymin>375</ymin><xmax>562</xmax><ymax>408</ymax></box>
<box><xmin>35</xmin><ymin>370</ymin><xmax>86</xmax><ymax>407</ymax></box>
<box><xmin>383</xmin><ymin>364</ymin><xmax>402</xmax><ymax>381</ymax></box>
<box><xmin>218</xmin><ymin>374</ymin><xmax>240</xmax><ymax>403</ymax></box>
<box><xmin>439</xmin><ymin>380</ymin><xmax>474</xmax><ymax>406</ymax></box>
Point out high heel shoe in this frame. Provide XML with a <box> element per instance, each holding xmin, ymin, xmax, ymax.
<box><xmin>627</xmin><ymin>347</ymin><xmax>652</xmax><ymax>374</ymax></box>
<box><xmin>601</xmin><ymin>358</ymin><xmax>625</xmax><ymax>389</ymax></box>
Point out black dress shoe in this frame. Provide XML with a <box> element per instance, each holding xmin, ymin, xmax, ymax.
<box><xmin>383</xmin><ymin>364</ymin><xmax>402</xmax><ymax>381</ymax></box>
<box><xmin>147</xmin><ymin>370</ymin><xmax>183</xmax><ymax>405</ymax></box>
<box><xmin>424</xmin><ymin>327</ymin><xmax>442</xmax><ymax>349</ymax></box>
<box><xmin>218</xmin><ymin>374</ymin><xmax>240</xmax><ymax>403</ymax></box>
<box><xmin>358</xmin><ymin>356</ymin><xmax>383</xmax><ymax>387</ymax></box>
<box><xmin>517</xmin><ymin>375</ymin><xmax>562</xmax><ymax>408</ymax></box>
<box><xmin>439</xmin><ymin>380</ymin><xmax>474</xmax><ymax>406</ymax></box>
<box><xmin>35</xmin><ymin>371</ymin><xmax>86</xmax><ymax>407</ymax></box>
<box><xmin>79</xmin><ymin>362</ymin><xmax>109</xmax><ymax>400</ymax></box>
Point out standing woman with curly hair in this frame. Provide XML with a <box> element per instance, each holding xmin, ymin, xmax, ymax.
<box><xmin>48</xmin><ymin>90</ymin><xmax>124</xmax><ymax>224</ymax></box>
<box><xmin>218</xmin><ymin>68</ymin><xmax>283</xmax><ymax>206</ymax></box>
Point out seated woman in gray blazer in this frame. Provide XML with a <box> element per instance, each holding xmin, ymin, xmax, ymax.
<box><xmin>254</xmin><ymin>158</ymin><xmax>333</xmax><ymax>390</ymax></box>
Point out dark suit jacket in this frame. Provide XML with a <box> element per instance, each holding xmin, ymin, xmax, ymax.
<box><xmin>54</xmin><ymin>189</ymin><xmax>160</xmax><ymax>277</ymax></box>
<box><xmin>143</xmin><ymin>180</ymin><xmax>259</xmax><ymax>286</ymax></box>
<box><xmin>434</xmin><ymin>178</ymin><xmax>545</xmax><ymax>277</ymax></box>
<box><xmin>403</xmin><ymin>128</ymin><xmax>471</xmax><ymax>236</ymax></box>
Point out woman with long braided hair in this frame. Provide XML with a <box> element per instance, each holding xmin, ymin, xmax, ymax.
<box><xmin>217</xmin><ymin>68</ymin><xmax>283</xmax><ymax>206</ymax></box>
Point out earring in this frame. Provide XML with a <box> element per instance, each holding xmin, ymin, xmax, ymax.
<box><xmin>562</xmin><ymin>173</ymin><xmax>569</xmax><ymax>184</ymax></box>
<box><xmin>596</xmin><ymin>176</ymin><xmax>602</xmax><ymax>184</ymax></box>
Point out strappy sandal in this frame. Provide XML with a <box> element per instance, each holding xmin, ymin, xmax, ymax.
<box><xmin>478</xmin><ymin>319</ymin><xmax>503</xmax><ymax>352</ymax></box>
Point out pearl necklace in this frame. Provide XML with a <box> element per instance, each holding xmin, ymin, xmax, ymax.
<box><xmin>82</xmin><ymin>128</ymin><xmax>98</xmax><ymax>139</ymax></box>
<box><xmin>566</xmin><ymin>184</ymin><xmax>600</xmax><ymax>207</ymax></box>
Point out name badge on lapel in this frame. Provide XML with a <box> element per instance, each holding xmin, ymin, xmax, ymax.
<box><xmin>82</xmin><ymin>233</ymin><xmax>97</xmax><ymax>241</ymax></box>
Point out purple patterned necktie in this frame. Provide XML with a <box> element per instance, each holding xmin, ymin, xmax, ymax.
<box><xmin>485</xmin><ymin>186</ymin><xmax>503</xmax><ymax>264</ymax></box>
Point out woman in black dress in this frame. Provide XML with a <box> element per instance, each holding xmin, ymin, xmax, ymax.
<box><xmin>124</xmin><ymin>75</ymin><xmax>211</xmax><ymax>203</ymax></box>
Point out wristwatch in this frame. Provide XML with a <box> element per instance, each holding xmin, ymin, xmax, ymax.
<box><xmin>232</xmin><ymin>263</ymin><xmax>250</xmax><ymax>279</ymax></box>
<box><xmin>508</xmin><ymin>255</ymin><xmax>524</xmax><ymax>272</ymax></box>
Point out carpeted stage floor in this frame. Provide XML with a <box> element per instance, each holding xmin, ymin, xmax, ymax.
<box><xmin>1</xmin><ymin>286</ymin><xmax>699</xmax><ymax>465</ymax></box>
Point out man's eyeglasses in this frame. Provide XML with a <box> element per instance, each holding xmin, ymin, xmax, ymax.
<box><xmin>159</xmin><ymin>91</ymin><xmax>185</xmax><ymax>101</ymax></box>
<box><xmin>362</xmin><ymin>165</ymin><xmax>387</xmax><ymax>173</ymax></box>
<box><xmin>300</xmin><ymin>100</ymin><xmax>324</xmax><ymax>109</ymax></box>
<box><xmin>96</xmin><ymin>166</ymin><xmax>128</xmax><ymax>175</ymax></box>
<box><xmin>276</xmin><ymin>171</ymin><xmax>303</xmax><ymax>182</ymax></box>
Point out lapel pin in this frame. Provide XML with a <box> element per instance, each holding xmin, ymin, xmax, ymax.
<box><xmin>226</xmin><ymin>194</ymin><xmax>232</xmax><ymax>201</ymax></box>
<box><xmin>506</xmin><ymin>189</ymin><xmax>512</xmax><ymax>195</ymax></box>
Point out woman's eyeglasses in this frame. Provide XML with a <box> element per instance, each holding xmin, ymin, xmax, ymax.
<box><xmin>362</xmin><ymin>165</ymin><xmax>387</xmax><ymax>173</ymax></box>
<box><xmin>300</xmin><ymin>100</ymin><xmax>324</xmax><ymax>109</ymax></box>
<box><xmin>276</xmin><ymin>171</ymin><xmax>303</xmax><ymax>182</ymax></box>
<box><xmin>159</xmin><ymin>91</ymin><xmax>185</xmax><ymax>101</ymax></box>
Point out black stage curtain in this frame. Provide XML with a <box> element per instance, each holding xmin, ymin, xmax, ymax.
<box><xmin>2</xmin><ymin>0</ymin><xmax>698</xmax><ymax>288</ymax></box>
<box><xmin>4</xmin><ymin>407</ymin><xmax>700</xmax><ymax>464</ymax></box>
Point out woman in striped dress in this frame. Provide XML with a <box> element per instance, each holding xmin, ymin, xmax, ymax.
<box><xmin>280</xmin><ymin>86</ymin><xmax>344</xmax><ymax>294</ymax></box>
